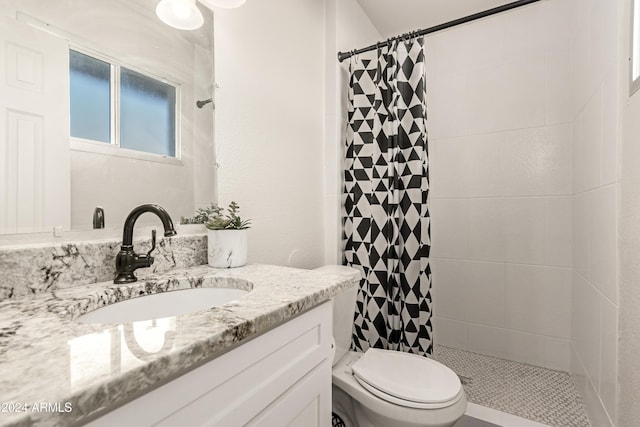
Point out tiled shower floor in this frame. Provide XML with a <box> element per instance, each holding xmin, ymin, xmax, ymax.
<box><xmin>432</xmin><ymin>345</ymin><xmax>591</xmax><ymax>427</ymax></box>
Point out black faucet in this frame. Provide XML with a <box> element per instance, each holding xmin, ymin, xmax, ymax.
<box><xmin>114</xmin><ymin>204</ymin><xmax>177</xmax><ymax>284</ymax></box>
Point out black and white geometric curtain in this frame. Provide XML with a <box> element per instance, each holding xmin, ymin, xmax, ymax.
<box><xmin>342</xmin><ymin>37</ymin><xmax>432</xmax><ymax>357</ymax></box>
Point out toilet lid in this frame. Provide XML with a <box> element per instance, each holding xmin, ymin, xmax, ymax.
<box><xmin>351</xmin><ymin>349</ymin><xmax>461</xmax><ymax>405</ymax></box>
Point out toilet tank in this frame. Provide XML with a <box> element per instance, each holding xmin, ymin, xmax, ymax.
<box><xmin>313</xmin><ymin>265</ymin><xmax>360</xmax><ymax>366</ymax></box>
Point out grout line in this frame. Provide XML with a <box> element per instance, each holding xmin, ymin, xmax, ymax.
<box><xmin>432</xmin><ymin>194</ymin><xmax>573</xmax><ymax>200</ymax></box>
<box><xmin>573</xmin><ymin>269</ymin><xmax>618</xmax><ymax>308</ymax></box>
<box><xmin>431</xmin><ymin>256</ymin><xmax>571</xmax><ymax>270</ymax></box>
<box><xmin>435</xmin><ymin>316</ymin><xmax>571</xmax><ymax>343</ymax></box>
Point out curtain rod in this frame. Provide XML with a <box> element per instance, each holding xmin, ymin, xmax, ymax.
<box><xmin>337</xmin><ymin>0</ymin><xmax>543</xmax><ymax>62</ymax></box>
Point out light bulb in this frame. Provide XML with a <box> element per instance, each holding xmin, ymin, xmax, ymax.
<box><xmin>171</xmin><ymin>0</ymin><xmax>191</xmax><ymax>19</ymax></box>
<box><xmin>156</xmin><ymin>0</ymin><xmax>204</xmax><ymax>30</ymax></box>
<box><xmin>198</xmin><ymin>0</ymin><xmax>247</xmax><ymax>10</ymax></box>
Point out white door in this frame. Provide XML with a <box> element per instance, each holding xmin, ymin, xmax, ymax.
<box><xmin>0</xmin><ymin>14</ymin><xmax>70</xmax><ymax>234</ymax></box>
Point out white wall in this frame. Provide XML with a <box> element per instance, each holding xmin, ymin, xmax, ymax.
<box><xmin>214</xmin><ymin>0</ymin><xmax>325</xmax><ymax>268</ymax></box>
<box><xmin>1</xmin><ymin>0</ymin><xmax>216</xmax><ymax>232</ymax></box>
<box><xmin>617</xmin><ymin>0</ymin><xmax>640</xmax><ymax>425</ymax></box>
<box><xmin>324</xmin><ymin>0</ymin><xmax>381</xmax><ymax>265</ymax></box>
<box><xmin>428</xmin><ymin>0</ymin><xmax>575</xmax><ymax>372</ymax></box>
<box><xmin>569</xmin><ymin>0</ymin><xmax>619</xmax><ymax>425</ymax></box>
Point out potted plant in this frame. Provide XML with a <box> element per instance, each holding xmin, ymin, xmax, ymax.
<box><xmin>183</xmin><ymin>201</ymin><xmax>249</xmax><ymax>268</ymax></box>
<box><xmin>181</xmin><ymin>201</ymin><xmax>251</xmax><ymax>267</ymax></box>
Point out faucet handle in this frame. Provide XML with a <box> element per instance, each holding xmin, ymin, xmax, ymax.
<box><xmin>147</xmin><ymin>229</ymin><xmax>157</xmax><ymax>258</ymax></box>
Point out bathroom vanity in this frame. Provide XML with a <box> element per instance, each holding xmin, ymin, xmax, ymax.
<box><xmin>88</xmin><ymin>301</ymin><xmax>332</xmax><ymax>427</ymax></box>
<box><xmin>0</xmin><ymin>245</ymin><xmax>357</xmax><ymax>427</ymax></box>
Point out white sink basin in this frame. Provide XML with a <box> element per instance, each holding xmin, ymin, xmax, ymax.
<box><xmin>77</xmin><ymin>288</ymin><xmax>249</xmax><ymax>323</ymax></box>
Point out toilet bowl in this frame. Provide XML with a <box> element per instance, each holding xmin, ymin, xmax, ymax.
<box><xmin>314</xmin><ymin>265</ymin><xmax>467</xmax><ymax>427</ymax></box>
<box><xmin>333</xmin><ymin>350</ymin><xmax>467</xmax><ymax>427</ymax></box>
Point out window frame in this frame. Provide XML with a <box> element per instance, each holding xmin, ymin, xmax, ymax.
<box><xmin>631</xmin><ymin>0</ymin><xmax>640</xmax><ymax>96</ymax></box>
<box><xmin>69</xmin><ymin>45</ymin><xmax>182</xmax><ymax>164</ymax></box>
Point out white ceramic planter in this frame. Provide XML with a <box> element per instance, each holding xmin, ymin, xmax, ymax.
<box><xmin>207</xmin><ymin>229</ymin><xmax>247</xmax><ymax>268</ymax></box>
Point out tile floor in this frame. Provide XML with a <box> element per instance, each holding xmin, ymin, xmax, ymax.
<box><xmin>434</xmin><ymin>345</ymin><xmax>591</xmax><ymax>427</ymax></box>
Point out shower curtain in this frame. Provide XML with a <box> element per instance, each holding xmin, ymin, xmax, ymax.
<box><xmin>343</xmin><ymin>37</ymin><xmax>432</xmax><ymax>357</ymax></box>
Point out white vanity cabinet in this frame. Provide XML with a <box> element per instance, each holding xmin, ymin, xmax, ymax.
<box><xmin>88</xmin><ymin>302</ymin><xmax>333</xmax><ymax>427</ymax></box>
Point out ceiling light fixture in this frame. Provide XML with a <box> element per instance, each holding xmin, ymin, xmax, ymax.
<box><xmin>197</xmin><ymin>0</ymin><xmax>247</xmax><ymax>10</ymax></box>
<box><xmin>156</xmin><ymin>0</ymin><xmax>204</xmax><ymax>30</ymax></box>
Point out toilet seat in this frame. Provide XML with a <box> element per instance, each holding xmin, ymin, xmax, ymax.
<box><xmin>351</xmin><ymin>348</ymin><xmax>463</xmax><ymax>409</ymax></box>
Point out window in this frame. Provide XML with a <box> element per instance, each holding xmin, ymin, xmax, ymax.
<box><xmin>69</xmin><ymin>50</ymin><xmax>111</xmax><ymax>143</ymax></box>
<box><xmin>69</xmin><ymin>48</ymin><xmax>179</xmax><ymax>159</ymax></box>
<box><xmin>632</xmin><ymin>0</ymin><xmax>640</xmax><ymax>95</ymax></box>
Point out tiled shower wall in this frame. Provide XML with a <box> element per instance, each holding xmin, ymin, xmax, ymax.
<box><xmin>428</xmin><ymin>0</ymin><xmax>576</xmax><ymax>371</ymax></box>
<box><xmin>569</xmin><ymin>0</ymin><xmax>619</xmax><ymax>425</ymax></box>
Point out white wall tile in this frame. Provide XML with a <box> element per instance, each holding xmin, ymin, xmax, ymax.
<box><xmin>503</xmin><ymin>198</ymin><xmax>547</xmax><ymax>265</ymax></box>
<box><xmin>505</xmin><ymin>264</ymin><xmax>571</xmax><ymax>339</ymax></box>
<box><xmin>465</xmin><ymin>261</ymin><xmax>506</xmax><ymax>327</ymax></box>
<box><xmin>600</xmin><ymin>72</ymin><xmax>618</xmax><ymax>186</ymax></box>
<box><xmin>599</xmin><ymin>297</ymin><xmax>618</xmax><ymax>422</ymax></box>
<box><xmin>570</xmin><ymin>343</ymin><xmax>588</xmax><ymax>390</ymax></box>
<box><xmin>468</xmin><ymin>323</ymin><xmax>507</xmax><ymax>359</ymax></box>
<box><xmin>430</xmin><ymin>198</ymin><xmax>468</xmax><ymax>259</ymax></box>
<box><xmin>432</xmin><ymin>316</ymin><xmax>468</xmax><ymax>350</ymax></box>
<box><xmin>504</xmin><ymin>329</ymin><xmax>546</xmax><ymax>367</ymax></box>
<box><xmin>546</xmin><ymin>50</ymin><xmax>574</xmax><ymax>125</ymax></box>
<box><xmin>502</xmin><ymin>0</ymin><xmax>574</xmax><ymax>58</ymax></box>
<box><xmin>503</xmin><ymin>125</ymin><xmax>572</xmax><ymax>196</ymax></box>
<box><xmin>572</xmin><ymin>192</ymin><xmax>590</xmax><ymax>279</ymax></box>
<box><xmin>589</xmin><ymin>185</ymin><xmax>617</xmax><ymax>303</ymax></box>
<box><xmin>571</xmin><ymin>272</ymin><xmax>602</xmax><ymax>389</ymax></box>
<box><xmin>430</xmin><ymin>55</ymin><xmax>547</xmax><ymax>139</ymax></box>
<box><xmin>545</xmin><ymin>196</ymin><xmax>572</xmax><ymax>267</ymax></box>
<box><xmin>467</xmin><ymin>56</ymin><xmax>546</xmax><ymax>134</ymax></box>
<box><xmin>431</xmin><ymin>259</ymin><xmax>471</xmax><ymax>322</ymax></box>
<box><xmin>568</xmin><ymin>0</ymin><xmax>619</xmax><ymax>422</ymax></box>
<box><xmin>432</xmin><ymin>134</ymin><xmax>503</xmax><ymax>198</ymax></box>
<box><xmin>432</xmin><ymin>259</ymin><xmax>506</xmax><ymax>328</ymax></box>
<box><xmin>570</xmin><ymin>342</ymin><xmax>614</xmax><ymax>426</ymax></box>
<box><xmin>429</xmin><ymin>16</ymin><xmax>504</xmax><ymax>78</ymax></box>
<box><xmin>429</xmin><ymin>137</ymin><xmax>439</xmax><ymax>198</ymax></box>
<box><xmin>573</xmin><ymin>88</ymin><xmax>602</xmax><ymax>193</ymax></box>
<box><xmin>572</xmin><ymin>28</ymin><xmax>591</xmax><ymax>114</ymax></box>
<box><xmin>588</xmin><ymin>0</ymin><xmax>618</xmax><ymax>89</ymax></box>
<box><xmin>583</xmin><ymin>369</ymin><xmax>615</xmax><ymax>427</ymax></box>
<box><xmin>468</xmin><ymin>198</ymin><xmax>506</xmax><ymax>262</ymax></box>
<box><xmin>544</xmin><ymin>337</ymin><xmax>571</xmax><ymax>372</ymax></box>
<box><xmin>427</xmin><ymin>68</ymin><xmax>472</xmax><ymax>139</ymax></box>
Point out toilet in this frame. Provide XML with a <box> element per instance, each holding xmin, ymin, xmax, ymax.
<box><xmin>314</xmin><ymin>265</ymin><xmax>467</xmax><ymax>427</ymax></box>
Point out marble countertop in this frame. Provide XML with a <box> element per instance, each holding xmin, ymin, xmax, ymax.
<box><xmin>0</xmin><ymin>264</ymin><xmax>358</xmax><ymax>427</ymax></box>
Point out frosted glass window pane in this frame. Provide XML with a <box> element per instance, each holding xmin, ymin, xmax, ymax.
<box><xmin>120</xmin><ymin>68</ymin><xmax>176</xmax><ymax>157</ymax></box>
<box><xmin>69</xmin><ymin>50</ymin><xmax>111</xmax><ymax>143</ymax></box>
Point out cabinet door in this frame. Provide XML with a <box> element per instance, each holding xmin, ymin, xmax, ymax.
<box><xmin>88</xmin><ymin>302</ymin><xmax>332</xmax><ymax>427</ymax></box>
<box><xmin>247</xmin><ymin>359</ymin><xmax>331</xmax><ymax>427</ymax></box>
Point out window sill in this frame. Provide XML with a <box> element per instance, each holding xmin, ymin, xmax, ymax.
<box><xmin>70</xmin><ymin>138</ymin><xmax>183</xmax><ymax>166</ymax></box>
